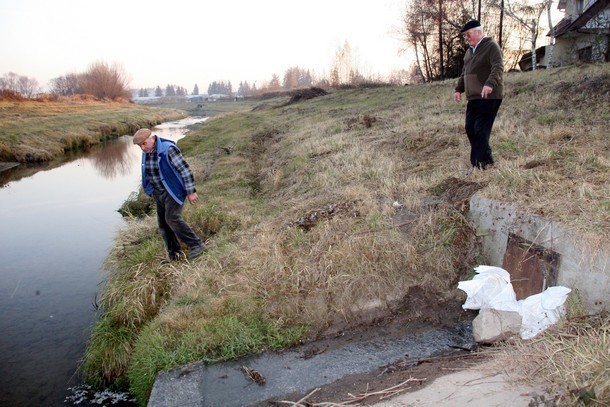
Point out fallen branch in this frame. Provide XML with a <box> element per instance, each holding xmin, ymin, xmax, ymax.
<box><xmin>344</xmin><ymin>376</ymin><xmax>427</xmax><ymax>404</ymax></box>
<box><xmin>277</xmin><ymin>376</ymin><xmax>426</xmax><ymax>406</ymax></box>
<box><xmin>217</xmin><ymin>144</ymin><xmax>235</xmax><ymax>154</ymax></box>
<box><xmin>276</xmin><ymin>387</ymin><xmax>320</xmax><ymax>406</ymax></box>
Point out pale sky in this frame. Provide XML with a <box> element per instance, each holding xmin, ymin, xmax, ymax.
<box><xmin>0</xmin><ymin>0</ymin><xmax>414</xmax><ymax>92</ymax></box>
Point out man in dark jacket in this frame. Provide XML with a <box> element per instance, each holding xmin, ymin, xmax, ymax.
<box><xmin>454</xmin><ymin>20</ymin><xmax>504</xmax><ymax>172</ymax></box>
<box><xmin>133</xmin><ymin>128</ymin><xmax>204</xmax><ymax>262</ymax></box>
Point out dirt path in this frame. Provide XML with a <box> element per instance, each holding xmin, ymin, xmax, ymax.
<box><xmin>370</xmin><ymin>359</ymin><xmax>549</xmax><ymax>406</ymax></box>
<box><xmin>285</xmin><ymin>353</ymin><xmax>549</xmax><ymax>406</ymax></box>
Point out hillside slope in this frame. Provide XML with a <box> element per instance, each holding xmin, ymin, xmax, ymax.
<box><xmin>85</xmin><ymin>63</ymin><xmax>609</xmax><ymax>405</ymax></box>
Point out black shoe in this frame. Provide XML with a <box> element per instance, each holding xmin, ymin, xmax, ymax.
<box><xmin>187</xmin><ymin>245</ymin><xmax>205</xmax><ymax>260</ymax></box>
<box><xmin>169</xmin><ymin>251</ymin><xmax>184</xmax><ymax>261</ymax></box>
<box><xmin>160</xmin><ymin>251</ymin><xmax>183</xmax><ymax>265</ymax></box>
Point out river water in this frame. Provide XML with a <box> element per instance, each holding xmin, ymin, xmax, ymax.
<box><xmin>0</xmin><ymin>117</ymin><xmax>206</xmax><ymax>406</ymax></box>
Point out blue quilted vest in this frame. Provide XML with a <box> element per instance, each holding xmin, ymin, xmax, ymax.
<box><xmin>141</xmin><ymin>137</ymin><xmax>187</xmax><ymax>205</ymax></box>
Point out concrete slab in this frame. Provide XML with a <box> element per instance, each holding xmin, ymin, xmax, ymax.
<box><xmin>371</xmin><ymin>359</ymin><xmax>548</xmax><ymax>407</ymax></box>
<box><xmin>469</xmin><ymin>195</ymin><xmax>609</xmax><ymax>313</ymax></box>
<box><xmin>0</xmin><ymin>162</ymin><xmax>19</xmax><ymax>172</ymax></box>
<box><xmin>148</xmin><ymin>321</ymin><xmax>475</xmax><ymax>407</ymax></box>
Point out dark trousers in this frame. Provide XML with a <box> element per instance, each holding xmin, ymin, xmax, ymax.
<box><xmin>153</xmin><ymin>190</ymin><xmax>202</xmax><ymax>258</ymax></box>
<box><xmin>465</xmin><ymin>99</ymin><xmax>502</xmax><ymax>169</ymax></box>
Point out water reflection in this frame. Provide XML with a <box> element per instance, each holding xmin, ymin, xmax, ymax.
<box><xmin>0</xmin><ymin>118</ymin><xmax>208</xmax><ymax>188</ymax></box>
<box><xmin>90</xmin><ymin>136</ymin><xmax>139</xmax><ymax>179</ymax></box>
<box><xmin>0</xmin><ymin>141</ymin><xmax>133</xmax><ymax>189</ymax></box>
<box><xmin>0</xmin><ymin>117</ymin><xmax>206</xmax><ymax>407</ymax></box>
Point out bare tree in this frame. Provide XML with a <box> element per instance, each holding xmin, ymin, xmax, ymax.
<box><xmin>401</xmin><ymin>0</ymin><xmax>469</xmax><ymax>82</ymax></box>
<box><xmin>491</xmin><ymin>0</ymin><xmax>550</xmax><ymax>70</ymax></box>
<box><xmin>546</xmin><ymin>0</ymin><xmax>556</xmax><ymax>68</ymax></box>
<box><xmin>0</xmin><ymin>72</ymin><xmax>41</xmax><ymax>98</ymax></box>
<box><xmin>50</xmin><ymin>73</ymin><xmax>81</xmax><ymax>96</ymax></box>
<box><xmin>387</xmin><ymin>69</ymin><xmax>411</xmax><ymax>85</ymax></box>
<box><xmin>438</xmin><ymin>0</ymin><xmax>445</xmax><ymax>80</ymax></box>
<box><xmin>330</xmin><ymin>41</ymin><xmax>360</xmax><ymax>87</ymax></box>
<box><xmin>283</xmin><ymin>66</ymin><xmax>313</xmax><ymax>90</ymax></box>
<box><xmin>499</xmin><ymin>0</ymin><xmax>505</xmax><ymax>47</ymax></box>
<box><xmin>268</xmin><ymin>74</ymin><xmax>281</xmax><ymax>91</ymax></box>
<box><xmin>402</xmin><ymin>2</ymin><xmax>436</xmax><ymax>82</ymax></box>
<box><xmin>79</xmin><ymin>61</ymin><xmax>131</xmax><ymax>100</ymax></box>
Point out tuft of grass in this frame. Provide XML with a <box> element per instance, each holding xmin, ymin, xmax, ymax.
<box><xmin>497</xmin><ymin>304</ymin><xmax>609</xmax><ymax>406</ymax></box>
<box><xmin>81</xmin><ymin>315</ymin><xmax>138</xmax><ymax>389</ymax></box>
<box><xmin>117</xmin><ymin>189</ymin><xmax>153</xmax><ymax>218</ymax></box>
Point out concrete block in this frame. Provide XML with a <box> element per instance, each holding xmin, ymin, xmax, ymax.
<box><xmin>468</xmin><ymin>195</ymin><xmax>609</xmax><ymax>314</ymax></box>
<box><xmin>472</xmin><ymin>309</ymin><xmax>522</xmax><ymax>343</ymax></box>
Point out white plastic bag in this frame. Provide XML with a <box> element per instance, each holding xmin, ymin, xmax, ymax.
<box><xmin>458</xmin><ymin>266</ymin><xmax>572</xmax><ymax>340</ymax></box>
<box><xmin>519</xmin><ymin>286</ymin><xmax>572</xmax><ymax>340</ymax></box>
<box><xmin>457</xmin><ymin>266</ymin><xmax>519</xmax><ymax>312</ymax></box>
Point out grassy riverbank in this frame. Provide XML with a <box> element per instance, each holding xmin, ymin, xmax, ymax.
<box><xmin>85</xmin><ymin>64</ymin><xmax>608</xmax><ymax>405</ymax></box>
<box><xmin>0</xmin><ymin>98</ymin><xmax>186</xmax><ymax>163</ymax></box>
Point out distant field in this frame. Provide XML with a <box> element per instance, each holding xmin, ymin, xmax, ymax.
<box><xmin>0</xmin><ymin>99</ymin><xmax>187</xmax><ymax>162</ymax></box>
<box><xmin>140</xmin><ymin>97</ymin><xmax>273</xmax><ymax>119</ymax></box>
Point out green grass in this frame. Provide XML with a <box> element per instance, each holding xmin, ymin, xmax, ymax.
<box><xmin>126</xmin><ymin>296</ymin><xmax>306</xmax><ymax>404</ymax></box>
<box><xmin>81</xmin><ymin>314</ymin><xmax>138</xmax><ymax>389</ymax></box>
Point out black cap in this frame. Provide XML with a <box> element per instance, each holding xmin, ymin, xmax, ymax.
<box><xmin>460</xmin><ymin>20</ymin><xmax>481</xmax><ymax>33</ymax></box>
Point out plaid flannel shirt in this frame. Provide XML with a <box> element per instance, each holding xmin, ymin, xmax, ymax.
<box><xmin>145</xmin><ymin>142</ymin><xmax>196</xmax><ymax>195</ymax></box>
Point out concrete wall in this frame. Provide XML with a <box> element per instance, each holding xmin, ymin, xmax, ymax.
<box><xmin>468</xmin><ymin>195</ymin><xmax>609</xmax><ymax>313</ymax></box>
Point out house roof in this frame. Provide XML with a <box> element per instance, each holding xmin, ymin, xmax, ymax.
<box><xmin>553</xmin><ymin>0</ymin><xmax>610</xmax><ymax>37</ymax></box>
<box><xmin>551</xmin><ymin>17</ymin><xmax>573</xmax><ymax>36</ymax></box>
<box><xmin>518</xmin><ymin>46</ymin><xmax>547</xmax><ymax>71</ymax></box>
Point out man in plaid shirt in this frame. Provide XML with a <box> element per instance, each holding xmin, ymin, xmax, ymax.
<box><xmin>133</xmin><ymin>128</ymin><xmax>204</xmax><ymax>262</ymax></box>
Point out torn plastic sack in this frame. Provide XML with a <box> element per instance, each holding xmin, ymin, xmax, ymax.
<box><xmin>458</xmin><ymin>266</ymin><xmax>572</xmax><ymax>340</ymax></box>
<box><xmin>519</xmin><ymin>286</ymin><xmax>572</xmax><ymax>340</ymax></box>
<box><xmin>457</xmin><ymin>265</ymin><xmax>519</xmax><ymax>312</ymax></box>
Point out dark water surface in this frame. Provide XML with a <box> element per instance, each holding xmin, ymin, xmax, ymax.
<box><xmin>0</xmin><ymin>118</ymin><xmax>205</xmax><ymax>406</ymax></box>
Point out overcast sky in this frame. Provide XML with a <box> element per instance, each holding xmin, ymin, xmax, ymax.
<box><xmin>0</xmin><ymin>0</ymin><xmax>414</xmax><ymax>91</ymax></box>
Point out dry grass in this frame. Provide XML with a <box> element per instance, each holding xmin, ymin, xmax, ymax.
<box><xmin>86</xmin><ymin>63</ymin><xmax>609</xmax><ymax>404</ymax></box>
<box><xmin>0</xmin><ymin>99</ymin><xmax>185</xmax><ymax>162</ymax></box>
<box><xmin>495</xmin><ymin>311</ymin><xmax>609</xmax><ymax>406</ymax></box>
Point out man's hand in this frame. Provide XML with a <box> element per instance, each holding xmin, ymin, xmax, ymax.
<box><xmin>453</xmin><ymin>91</ymin><xmax>462</xmax><ymax>102</ymax></box>
<box><xmin>187</xmin><ymin>192</ymin><xmax>198</xmax><ymax>205</ymax></box>
<box><xmin>481</xmin><ymin>85</ymin><xmax>493</xmax><ymax>98</ymax></box>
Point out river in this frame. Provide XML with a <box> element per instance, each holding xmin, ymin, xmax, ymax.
<box><xmin>0</xmin><ymin>117</ymin><xmax>206</xmax><ymax>406</ymax></box>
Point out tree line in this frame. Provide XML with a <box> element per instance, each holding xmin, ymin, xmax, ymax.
<box><xmin>403</xmin><ymin>0</ymin><xmax>559</xmax><ymax>82</ymax></box>
<box><xmin>1</xmin><ymin>61</ymin><xmax>131</xmax><ymax>101</ymax></box>
<box><xmin>1</xmin><ymin>1</ymin><xmax>579</xmax><ymax>100</ymax></box>
<box><xmin>48</xmin><ymin>61</ymin><xmax>131</xmax><ymax>99</ymax></box>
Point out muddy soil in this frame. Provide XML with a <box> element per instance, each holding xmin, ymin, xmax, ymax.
<box><xmin>256</xmin><ymin>292</ymin><xmax>481</xmax><ymax>406</ymax></box>
<box><xmin>276</xmin><ymin>350</ymin><xmax>489</xmax><ymax>406</ymax></box>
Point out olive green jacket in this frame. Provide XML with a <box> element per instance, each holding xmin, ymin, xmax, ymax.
<box><xmin>455</xmin><ymin>37</ymin><xmax>504</xmax><ymax>100</ymax></box>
